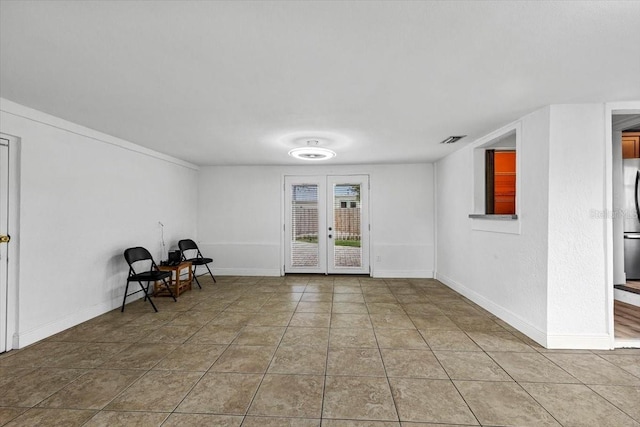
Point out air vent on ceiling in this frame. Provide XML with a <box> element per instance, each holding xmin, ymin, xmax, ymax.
<box><xmin>439</xmin><ymin>135</ymin><xmax>467</xmax><ymax>144</ymax></box>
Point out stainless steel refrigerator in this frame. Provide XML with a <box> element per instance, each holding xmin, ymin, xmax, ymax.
<box><xmin>624</xmin><ymin>159</ymin><xmax>640</xmax><ymax>279</ymax></box>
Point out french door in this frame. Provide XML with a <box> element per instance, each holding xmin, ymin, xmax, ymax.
<box><xmin>284</xmin><ymin>175</ymin><xmax>369</xmax><ymax>275</ymax></box>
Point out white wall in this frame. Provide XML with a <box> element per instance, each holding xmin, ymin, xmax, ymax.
<box><xmin>437</xmin><ymin>103</ymin><xmax>613</xmax><ymax>349</ymax></box>
<box><xmin>198</xmin><ymin>163</ymin><xmax>434</xmax><ymax>278</ymax></box>
<box><xmin>436</xmin><ymin>107</ymin><xmax>552</xmax><ymax>346</ymax></box>
<box><xmin>0</xmin><ymin>99</ymin><xmax>198</xmax><ymax>348</ymax></box>
<box><xmin>546</xmin><ymin>104</ymin><xmax>608</xmax><ymax>348</ymax></box>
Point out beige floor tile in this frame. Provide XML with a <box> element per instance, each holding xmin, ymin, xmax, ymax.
<box><xmin>0</xmin><ymin>342</ymin><xmax>75</xmax><ymax>367</ymax></box>
<box><xmin>322</xmin><ymin>421</ymin><xmax>400</xmax><ymax>427</ymax></box>
<box><xmin>302</xmin><ymin>292</ymin><xmax>333</xmax><ymax>302</ymax></box>
<box><xmin>95</xmin><ymin>323</ymin><xmax>162</xmax><ymax>343</ymax></box>
<box><xmin>522</xmin><ymin>382</ymin><xmax>639</xmax><ymax>427</ymax></box>
<box><xmin>248</xmin><ymin>374</ymin><xmax>324</xmax><ymax>418</ymax></box>
<box><xmin>281</xmin><ymin>327</ymin><xmax>330</xmax><ymax>348</ymax></box>
<box><xmin>408</xmin><ymin>315</ymin><xmax>459</xmax><ymax>331</ymax></box>
<box><xmin>332</xmin><ymin>302</ymin><xmax>369</xmax><ymax>314</ymax></box>
<box><xmin>247</xmin><ymin>311</ymin><xmax>293</xmax><ymax>326</ymax></box>
<box><xmin>83</xmin><ymin>410</ymin><xmax>169</xmax><ymax>426</ymax></box>
<box><xmin>210</xmin><ymin>311</ymin><xmax>255</xmax><ymax>326</ymax></box>
<box><xmin>370</xmin><ymin>313</ymin><xmax>415</xmax><ymax>329</ymax></box>
<box><xmin>590</xmin><ymin>385</ymin><xmax>640</xmax><ymax>421</ymax></box>
<box><xmin>233</xmin><ymin>326</ymin><xmax>286</xmax><ymax>346</ymax></box>
<box><xmin>435</xmin><ymin>351</ymin><xmax>510</xmax><ymax>381</ymax></box>
<box><xmin>210</xmin><ymin>345</ymin><xmax>276</xmax><ymax>373</ymax></box>
<box><xmin>38</xmin><ymin>369</ymin><xmax>143</xmax><ymax>409</ymax></box>
<box><xmin>296</xmin><ymin>302</ymin><xmax>332</xmax><ymax>313</ymax></box>
<box><xmin>327</xmin><ymin>347</ymin><xmax>386</xmax><ymax>377</ymax></box>
<box><xmin>4</xmin><ymin>408</ymin><xmax>96</xmax><ymax>427</ymax></box>
<box><xmin>260</xmin><ymin>301</ymin><xmax>299</xmax><ymax>312</ymax></box>
<box><xmin>381</xmin><ymin>349</ymin><xmax>448</xmax><ymax>379</ymax></box>
<box><xmin>488</xmin><ymin>351</ymin><xmax>580</xmax><ymax>383</ymax></box>
<box><xmin>176</xmin><ymin>372</ymin><xmax>262</xmax><ymax>414</ymax></box>
<box><xmin>99</xmin><ymin>342</ymin><xmax>177</xmax><ymax>370</ymax></box>
<box><xmin>139</xmin><ymin>324</ymin><xmax>200</xmax><ymax>343</ymax></box>
<box><xmin>543</xmin><ymin>353</ymin><xmax>640</xmax><ymax>386</ymax></box>
<box><xmin>452</xmin><ymin>316</ymin><xmax>506</xmax><ymax>332</ymax></box>
<box><xmin>187</xmin><ymin>324</ymin><xmax>243</xmax><ymax>344</ymax></box>
<box><xmin>323</xmin><ymin>376</ymin><xmax>398</xmax><ymax>421</ymax></box>
<box><xmin>162</xmin><ymin>413</ymin><xmax>243</xmax><ymax>426</ymax></box>
<box><xmin>333</xmin><ymin>293</ymin><xmax>366</xmax><ymax>303</ymax></box>
<box><xmin>401</xmin><ymin>303</ymin><xmax>443</xmax><ymax>316</ymax></box>
<box><xmin>366</xmin><ymin>303</ymin><xmax>404</xmax><ymax>314</ymax></box>
<box><xmin>244</xmin><ymin>416</ymin><xmax>319</xmax><ymax>426</ymax></box>
<box><xmin>0</xmin><ymin>367</ymin><xmax>85</xmax><ymax>407</ymax></box>
<box><xmin>0</xmin><ymin>407</ymin><xmax>27</xmax><ymax>425</ymax></box>
<box><xmin>599</xmin><ymin>354</ymin><xmax>640</xmax><ymax>377</ymax></box>
<box><xmin>389</xmin><ymin>378</ymin><xmax>477</xmax><ymax>424</ymax></box>
<box><xmin>375</xmin><ymin>329</ymin><xmax>429</xmax><ymax>349</ymax></box>
<box><xmin>466</xmin><ymin>331</ymin><xmax>534</xmax><ymax>352</ymax></box>
<box><xmin>48</xmin><ymin>342</ymin><xmax>130</xmax><ymax>369</ymax></box>
<box><xmin>105</xmin><ymin>370</ymin><xmax>202</xmax><ymax>412</ymax></box>
<box><xmin>365</xmin><ymin>294</ymin><xmax>399</xmax><ymax>303</ymax></box>
<box><xmin>169</xmin><ymin>310</ymin><xmax>219</xmax><ymax>326</ymax></box>
<box><xmin>268</xmin><ymin>345</ymin><xmax>327</xmax><ymax>375</ymax></box>
<box><xmin>334</xmin><ymin>285</ymin><xmax>362</xmax><ymax>294</ymax></box>
<box><xmin>331</xmin><ymin>313</ymin><xmax>373</xmax><ymax>328</ymax></box>
<box><xmin>455</xmin><ymin>380</ymin><xmax>558</xmax><ymax>426</ymax></box>
<box><xmin>289</xmin><ymin>312</ymin><xmax>332</xmax><ymax>327</ymax></box>
<box><xmin>419</xmin><ymin>330</ymin><xmax>480</xmax><ymax>351</ymax></box>
<box><xmin>329</xmin><ymin>328</ymin><xmax>378</xmax><ymax>348</ymax></box>
<box><xmin>154</xmin><ymin>344</ymin><xmax>227</xmax><ymax>371</ymax></box>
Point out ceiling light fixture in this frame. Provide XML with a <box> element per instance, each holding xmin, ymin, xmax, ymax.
<box><xmin>288</xmin><ymin>140</ymin><xmax>336</xmax><ymax>161</ymax></box>
<box><xmin>439</xmin><ymin>135</ymin><xmax>467</xmax><ymax>144</ymax></box>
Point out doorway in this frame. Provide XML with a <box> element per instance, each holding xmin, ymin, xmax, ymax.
<box><xmin>0</xmin><ymin>136</ymin><xmax>10</xmax><ymax>353</ymax></box>
<box><xmin>284</xmin><ymin>175</ymin><xmax>370</xmax><ymax>275</ymax></box>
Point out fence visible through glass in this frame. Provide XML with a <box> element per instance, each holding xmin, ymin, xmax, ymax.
<box><xmin>291</xmin><ymin>184</ymin><xmax>319</xmax><ymax>267</ymax></box>
<box><xmin>332</xmin><ymin>184</ymin><xmax>362</xmax><ymax>268</ymax></box>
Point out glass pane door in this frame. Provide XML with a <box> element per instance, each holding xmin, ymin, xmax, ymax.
<box><xmin>328</xmin><ymin>175</ymin><xmax>369</xmax><ymax>275</ymax></box>
<box><xmin>284</xmin><ymin>176</ymin><xmax>326</xmax><ymax>274</ymax></box>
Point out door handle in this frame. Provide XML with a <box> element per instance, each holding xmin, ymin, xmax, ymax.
<box><xmin>328</xmin><ymin>234</ymin><xmax>332</xmax><ymax>239</ymax></box>
<box><xmin>0</xmin><ymin>235</ymin><xmax>9</xmax><ymax>243</ymax></box>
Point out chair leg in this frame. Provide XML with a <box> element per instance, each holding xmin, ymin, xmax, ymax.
<box><xmin>121</xmin><ymin>281</ymin><xmax>130</xmax><ymax>312</ymax></box>
<box><xmin>192</xmin><ymin>265</ymin><xmax>202</xmax><ymax>289</ymax></box>
<box><xmin>205</xmin><ymin>263</ymin><xmax>217</xmax><ymax>283</ymax></box>
<box><xmin>139</xmin><ymin>281</ymin><xmax>158</xmax><ymax>312</ymax></box>
<box><xmin>162</xmin><ymin>278</ymin><xmax>177</xmax><ymax>302</ymax></box>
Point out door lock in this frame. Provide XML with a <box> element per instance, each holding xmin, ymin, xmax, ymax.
<box><xmin>0</xmin><ymin>235</ymin><xmax>10</xmax><ymax>243</ymax></box>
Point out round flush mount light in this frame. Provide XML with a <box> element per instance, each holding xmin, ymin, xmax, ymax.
<box><xmin>288</xmin><ymin>140</ymin><xmax>336</xmax><ymax>161</ymax></box>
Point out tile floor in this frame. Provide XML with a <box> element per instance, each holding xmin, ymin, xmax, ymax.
<box><xmin>1</xmin><ymin>275</ymin><xmax>639</xmax><ymax>426</ymax></box>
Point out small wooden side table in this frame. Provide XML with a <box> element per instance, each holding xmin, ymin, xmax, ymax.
<box><xmin>155</xmin><ymin>261</ymin><xmax>192</xmax><ymax>297</ymax></box>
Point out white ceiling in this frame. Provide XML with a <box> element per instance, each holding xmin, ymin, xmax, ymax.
<box><xmin>1</xmin><ymin>1</ymin><xmax>639</xmax><ymax>166</ymax></box>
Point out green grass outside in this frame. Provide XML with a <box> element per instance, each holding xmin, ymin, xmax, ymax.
<box><xmin>296</xmin><ymin>236</ymin><xmax>361</xmax><ymax>248</ymax></box>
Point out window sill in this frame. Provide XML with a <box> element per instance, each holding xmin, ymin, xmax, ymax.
<box><xmin>468</xmin><ymin>214</ymin><xmax>518</xmax><ymax>220</ymax></box>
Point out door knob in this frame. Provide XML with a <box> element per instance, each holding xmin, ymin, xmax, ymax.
<box><xmin>328</xmin><ymin>234</ymin><xmax>332</xmax><ymax>239</ymax></box>
<box><xmin>0</xmin><ymin>235</ymin><xmax>10</xmax><ymax>243</ymax></box>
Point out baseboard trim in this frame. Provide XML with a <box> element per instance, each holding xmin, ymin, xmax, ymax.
<box><xmin>214</xmin><ymin>268</ymin><xmax>281</xmax><ymax>277</ymax></box>
<box><xmin>546</xmin><ymin>334</ymin><xmax>613</xmax><ymax>350</ymax></box>
<box><xmin>374</xmin><ymin>270</ymin><xmax>434</xmax><ymax>279</ymax></box>
<box><xmin>436</xmin><ymin>272</ymin><xmax>548</xmax><ymax>348</ymax></box>
<box><xmin>614</xmin><ymin>288</ymin><xmax>640</xmax><ymax>307</ymax></box>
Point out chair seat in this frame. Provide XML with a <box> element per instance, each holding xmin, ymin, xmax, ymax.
<box><xmin>128</xmin><ymin>270</ymin><xmax>171</xmax><ymax>282</ymax></box>
<box><xmin>186</xmin><ymin>257</ymin><xmax>213</xmax><ymax>265</ymax></box>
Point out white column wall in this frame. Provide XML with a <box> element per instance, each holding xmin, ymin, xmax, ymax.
<box><xmin>546</xmin><ymin>104</ymin><xmax>609</xmax><ymax>348</ymax></box>
<box><xmin>436</xmin><ymin>107</ymin><xmax>552</xmax><ymax>346</ymax></box>
<box><xmin>197</xmin><ymin>163</ymin><xmax>435</xmax><ymax>278</ymax></box>
<box><xmin>1</xmin><ymin>99</ymin><xmax>198</xmax><ymax>348</ymax></box>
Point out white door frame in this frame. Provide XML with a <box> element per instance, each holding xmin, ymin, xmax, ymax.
<box><xmin>604</xmin><ymin>102</ymin><xmax>640</xmax><ymax>349</ymax></box>
<box><xmin>282</xmin><ymin>174</ymin><xmax>371</xmax><ymax>275</ymax></box>
<box><xmin>0</xmin><ymin>133</ymin><xmax>20</xmax><ymax>352</ymax></box>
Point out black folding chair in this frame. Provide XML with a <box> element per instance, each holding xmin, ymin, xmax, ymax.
<box><xmin>179</xmin><ymin>239</ymin><xmax>216</xmax><ymax>288</ymax></box>
<box><xmin>122</xmin><ymin>246</ymin><xmax>176</xmax><ymax>312</ymax></box>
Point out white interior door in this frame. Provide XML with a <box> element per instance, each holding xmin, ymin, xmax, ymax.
<box><xmin>0</xmin><ymin>138</ymin><xmax>9</xmax><ymax>353</ymax></box>
<box><xmin>284</xmin><ymin>175</ymin><xmax>369</xmax><ymax>275</ymax></box>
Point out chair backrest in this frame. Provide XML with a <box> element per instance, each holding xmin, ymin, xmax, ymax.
<box><xmin>178</xmin><ymin>239</ymin><xmax>198</xmax><ymax>252</ymax></box>
<box><xmin>124</xmin><ymin>247</ymin><xmax>155</xmax><ymax>274</ymax></box>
